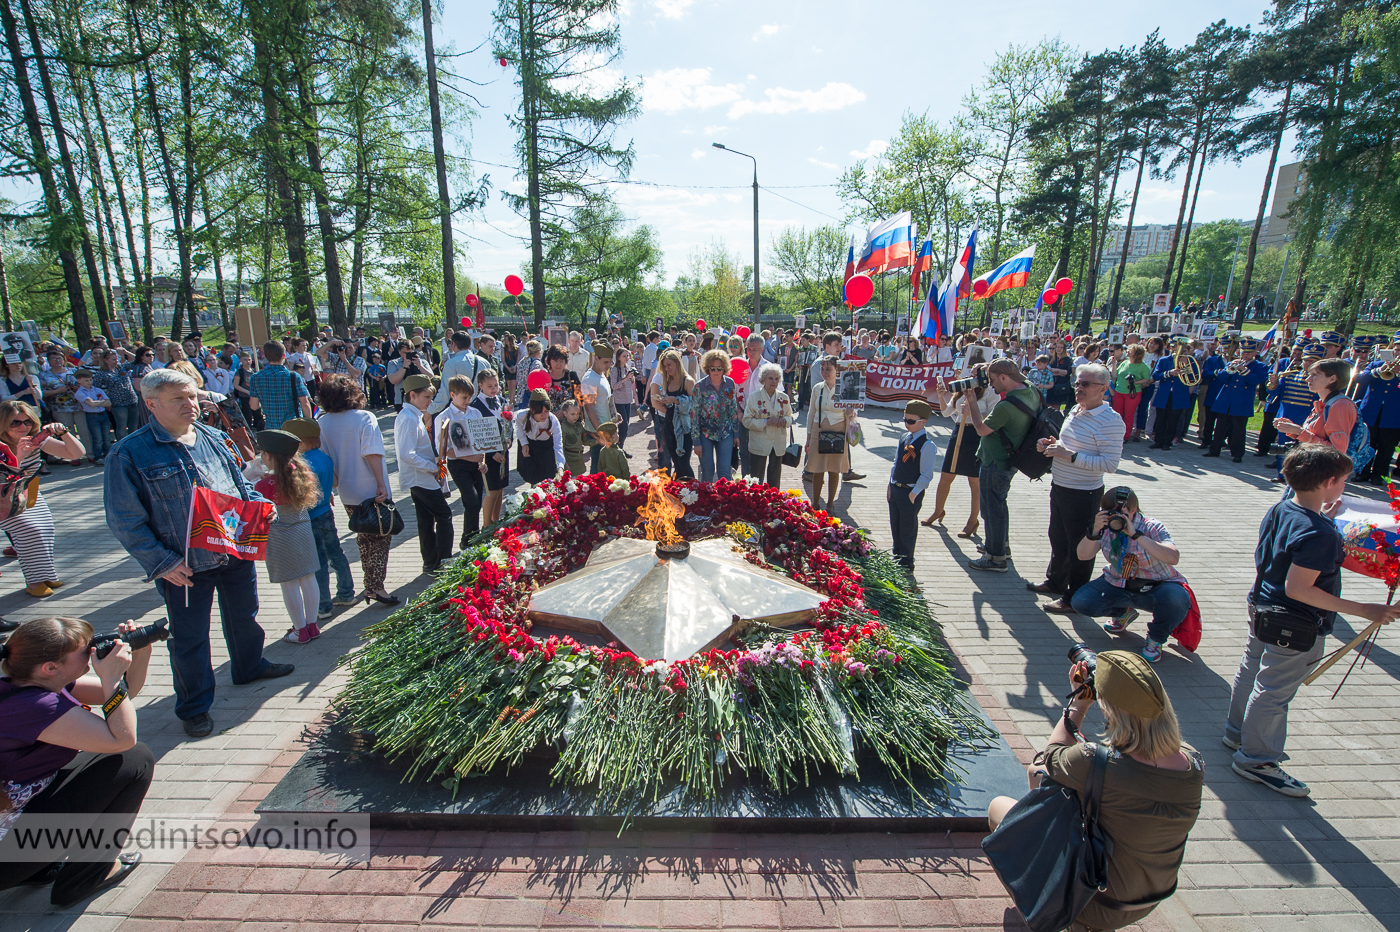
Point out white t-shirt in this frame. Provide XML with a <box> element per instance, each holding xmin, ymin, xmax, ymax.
<box><xmin>580</xmin><ymin>367</ymin><xmax>616</xmax><ymax>430</ymax></box>
<box><xmin>641</xmin><ymin>343</ymin><xmax>658</xmax><ymax>372</ymax></box>
<box><xmin>317</xmin><ymin>410</ymin><xmax>390</xmax><ymax>506</ymax></box>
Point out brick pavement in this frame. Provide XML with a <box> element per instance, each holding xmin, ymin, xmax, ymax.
<box><xmin>1</xmin><ymin>402</ymin><xmax>1397</xmax><ymax>931</ymax></box>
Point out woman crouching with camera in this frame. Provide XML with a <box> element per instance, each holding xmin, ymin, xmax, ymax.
<box><xmin>0</xmin><ymin>617</ymin><xmax>153</xmax><ymax>907</ymax></box>
<box><xmin>988</xmin><ymin>650</ymin><xmax>1203</xmax><ymax>932</ymax></box>
<box><xmin>1070</xmin><ymin>486</ymin><xmax>1190</xmax><ymax>664</ymax></box>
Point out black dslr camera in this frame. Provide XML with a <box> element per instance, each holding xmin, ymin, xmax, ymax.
<box><xmin>1103</xmin><ymin>486</ymin><xmax>1133</xmax><ymax>535</ymax></box>
<box><xmin>1067</xmin><ymin>644</ymin><xmax>1097</xmax><ymax>701</ymax></box>
<box><xmin>948</xmin><ymin>367</ymin><xmax>989</xmax><ymax>394</ymax></box>
<box><xmin>90</xmin><ymin>622</ymin><xmax>169</xmax><ymax>659</ymax></box>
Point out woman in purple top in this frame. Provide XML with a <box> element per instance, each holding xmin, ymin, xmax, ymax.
<box><xmin>0</xmin><ymin>617</ymin><xmax>154</xmax><ymax>907</ymax></box>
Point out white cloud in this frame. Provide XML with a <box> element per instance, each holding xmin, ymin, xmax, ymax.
<box><xmin>703</xmin><ymin>125</ymin><xmax>729</xmax><ymax>136</ymax></box>
<box><xmin>692</xmin><ymin>148</ymin><xmax>707</xmax><ymax>160</ymax></box>
<box><xmin>653</xmin><ymin>0</ymin><xmax>696</xmax><ymax>18</ymax></box>
<box><xmin>645</xmin><ymin>67</ymin><xmax>744</xmax><ymax>113</ymax></box>
<box><xmin>808</xmin><ymin>157</ymin><xmax>838</xmax><ymax>170</ymax></box>
<box><xmin>850</xmin><ymin>139</ymin><xmax>888</xmax><ymax>159</ymax></box>
<box><xmin>753</xmin><ymin>24</ymin><xmax>784</xmax><ymax>41</ymax></box>
<box><xmin>729</xmin><ymin>82</ymin><xmax>866</xmax><ymax>119</ymax></box>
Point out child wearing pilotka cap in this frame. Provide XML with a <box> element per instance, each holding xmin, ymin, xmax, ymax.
<box><xmin>595</xmin><ymin>422</ymin><xmax>628</xmax><ymax>479</ymax></box>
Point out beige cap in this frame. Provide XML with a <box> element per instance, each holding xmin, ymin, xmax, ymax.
<box><xmin>1095</xmin><ymin>650</ymin><xmax>1167</xmax><ymax>720</ymax></box>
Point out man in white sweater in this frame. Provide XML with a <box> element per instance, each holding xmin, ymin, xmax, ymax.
<box><xmin>1027</xmin><ymin>362</ymin><xmax>1125</xmax><ymax>613</ymax></box>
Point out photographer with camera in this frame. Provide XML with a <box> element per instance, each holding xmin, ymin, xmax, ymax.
<box><xmin>965</xmin><ymin>358</ymin><xmax>1042</xmax><ymax>573</ymax></box>
<box><xmin>986</xmin><ymin>648</ymin><xmax>1202</xmax><ymax>932</ymax></box>
<box><xmin>386</xmin><ymin>339</ymin><xmax>436</xmax><ymax>410</ymax></box>
<box><xmin>0</xmin><ymin>617</ymin><xmax>157</xmax><ymax>907</ymax></box>
<box><xmin>1070</xmin><ymin>486</ymin><xmax>1189</xmax><ymax>664</ymax></box>
<box><xmin>1028</xmin><ymin>364</ymin><xmax>1124</xmax><ymax>615</ymax></box>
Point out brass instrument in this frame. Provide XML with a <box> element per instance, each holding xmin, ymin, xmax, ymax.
<box><xmin>1377</xmin><ymin>356</ymin><xmax>1400</xmax><ymax>381</ymax></box>
<box><xmin>1174</xmin><ymin>343</ymin><xmax>1202</xmax><ymax>387</ymax></box>
<box><xmin>1226</xmin><ymin>358</ymin><xmax>1249</xmax><ymax>375</ymax></box>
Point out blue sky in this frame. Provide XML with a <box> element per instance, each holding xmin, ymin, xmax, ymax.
<box><xmin>443</xmin><ymin>0</ymin><xmax>1290</xmax><ymax>289</ymax></box>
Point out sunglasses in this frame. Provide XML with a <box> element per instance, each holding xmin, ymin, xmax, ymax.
<box><xmin>10</xmin><ymin>419</ymin><xmax>34</xmax><ymax>428</ymax></box>
<box><xmin>1074</xmin><ymin>380</ymin><xmax>1105</xmax><ymax>388</ymax></box>
<box><xmin>903</xmin><ymin>417</ymin><xmax>922</xmax><ymax>425</ymax></box>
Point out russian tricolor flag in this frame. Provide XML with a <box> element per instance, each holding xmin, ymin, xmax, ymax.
<box><xmin>934</xmin><ymin>228</ymin><xmax>978</xmax><ymax>344</ymax></box>
<box><xmin>970</xmin><ymin>245</ymin><xmax>1035</xmax><ymax>300</ymax></box>
<box><xmin>914</xmin><ymin>264</ymin><xmax>941</xmax><ymax>343</ymax></box>
<box><xmin>910</xmin><ymin>237</ymin><xmax>934</xmax><ymax>300</ymax></box>
<box><xmin>843</xmin><ymin>238</ymin><xmax>856</xmax><ymax>286</ymax></box>
<box><xmin>856</xmin><ymin>212</ymin><xmax>914</xmax><ymax>275</ymax></box>
<box><xmin>1034</xmin><ymin>261</ymin><xmax>1060</xmax><ymax>312</ymax></box>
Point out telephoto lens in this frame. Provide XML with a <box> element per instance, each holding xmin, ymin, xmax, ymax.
<box><xmin>1066</xmin><ymin>643</ymin><xmax>1097</xmax><ymax>700</ymax></box>
<box><xmin>90</xmin><ymin>622</ymin><xmax>170</xmax><ymax>659</ymax></box>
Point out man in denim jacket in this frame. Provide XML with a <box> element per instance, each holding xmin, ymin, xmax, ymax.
<box><xmin>105</xmin><ymin>368</ymin><xmax>293</xmax><ymax>739</ymax></box>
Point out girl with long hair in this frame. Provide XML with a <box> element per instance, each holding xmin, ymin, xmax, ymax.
<box><xmin>252</xmin><ymin>429</ymin><xmax>324</xmax><ymax>643</ymax></box>
<box><xmin>0</xmin><ymin>401</ymin><xmax>86</xmax><ymax>597</ymax></box>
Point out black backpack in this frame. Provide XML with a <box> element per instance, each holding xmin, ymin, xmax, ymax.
<box><xmin>997</xmin><ymin>392</ymin><xmax>1065</xmax><ymax>480</ymax></box>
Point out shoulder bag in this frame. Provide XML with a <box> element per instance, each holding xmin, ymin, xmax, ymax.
<box><xmin>816</xmin><ymin>387</ymin><xmax>846</xmax><ymax>455</ymax></box>
<box><xmin>981</xmin><ymin>742</ymin><xmax>1111</xmax><ymax>932</ymax></box>
<box><xmin>782</xmin><ymin>424</ymin><xmax>802</xmax><ymax>468</ymax></box>
<box><xmin>1247</xmin><ymin>566</ymin><xmax>1320</xmax><ymax>652</ymax></box>
<box><xmin>349</xmin><ymin>498</ymin><xmax>405</xmax><ymax>537</ymax></box>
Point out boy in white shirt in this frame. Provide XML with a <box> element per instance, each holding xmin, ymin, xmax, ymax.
<box><xmin>73</xmin><ymin>369</ymin><xmax>112</xmax><ymax>463</ymax></box>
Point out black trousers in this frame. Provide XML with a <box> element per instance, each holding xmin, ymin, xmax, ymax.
<box><xmin>1152</xmin><ymin>404</ymin><xmax>1183</xmax><ymax>449</ymax></box>
<box><xmin>0</xmin><ymin>745</ymin><xmax>154</xmax><ymax>904</ymax></box>
<box><xmin>446</xmin><ymin>459</ymin><xmax>484</xmax><ymax>545</ymax></box>
<box><xmin>1209</xmin><ymin>413</ymin><xmax>1248</xmax><ymax>458</ymax></box>
<box><xmin>749</xmin><ymin>452</ymin><xmax>783</xmax><ymax>488</ymax></box>
<box><xmin>888</xmin><ymin>484</ymin><xmax>925</xmax><ymax>572</ymax></box>
<box><xmin>1046</xmin><ymin>484</ymin><xmax>1102</xmax><ymax>600</ymax></box>
<box><xmin>1368</xmin><ymin>426</ymin><xmax>1400</xmax><ymax>481</ymax></box>
<box><xmin>1256</xmin><ymin>406</ymin><xmax>1280</xmax><ymax>453</ymax></box>
<box><xmin>409</xmin><ymin>486</ymin><xmax>454</xmax><ymax>568</ymax></box>
<box><xmin>1198</xmin><ymin>404</ymin><xmax>1219</xmax><ymax>448</ymax></box>
<box><xmin>1175</xmin><ymin>394</ymin><xmax>1197</xmax><ymax>441</ymax></box>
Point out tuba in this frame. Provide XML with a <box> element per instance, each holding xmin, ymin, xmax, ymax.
<box><xmin>1174</xmin><ymin>343</ymin><xmax>1202</xmax><ymax>387</ymax></box>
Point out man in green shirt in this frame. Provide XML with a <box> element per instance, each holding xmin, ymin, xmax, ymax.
<box><xmin>965</xmin><ymin>358</ymin><xmax>1041</xmax><ymax>572</ymax></box>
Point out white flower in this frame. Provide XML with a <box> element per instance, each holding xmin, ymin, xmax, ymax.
<box><xmin>532</xmin><ymin>508</ymin><xmax>548</xmax><ymax>521</ymax></box>
<box><xmin>566</xmin><ymin>480</ymin><xmax>579</xmax><ymax>494</ymax></box>
<box><xmin>679</xmin><ymin>488</ymin><xmax>699</xmax><ymax>505</ymax></box>
<box><xmin>636</xmin><ymin>473</ymin><xmax>655</xmax><ymax>485</ymax></box>
<box><xmin>609</xmin><ymin>478</ymin><xmax>630</xmax><ymax>493</ymax></box>
<box><xmin>485</xmin><ymin>545</ymin><xmax>508</xmax><ymax>568</ymax></box>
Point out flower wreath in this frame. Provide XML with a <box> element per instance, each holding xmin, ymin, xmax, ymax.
<box><xmin>340</xmin><ymin>472</ymin><xmax>995</xmax><ymax>811</ymax></box>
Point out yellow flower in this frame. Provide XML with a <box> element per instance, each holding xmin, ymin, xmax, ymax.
<box><xmin>828</xmin><ymin>517</ymin><xmax>841</xmax><ymax>526</ymax></box>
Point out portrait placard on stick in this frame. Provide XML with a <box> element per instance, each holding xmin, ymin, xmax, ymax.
<box><xmin>833</xmin><ymin>359</ymin><xmax>867</xmax><ymax>409</ymax></box>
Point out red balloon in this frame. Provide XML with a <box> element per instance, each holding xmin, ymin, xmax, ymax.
<box><xmin>844</xmin><ymin>274</ymin><xmax>874</xmax><ymax>308</ymax></box>
<box><xmin>972</xmin><ymin>278</ymin><xmax>989</xmax><ymax>297</ymax></box>
<box><xmin>695</xmin><ymin>318</ymin><xmax>706</xmax><ymax>332</ymax></box>
<box><xmin>1055</xmin><ymin>277</ymin><xmax>1074</xmax><ymax>295</ymax></box>
<box><xmin>736</xmin><ymin>326</ymin><xmax>751</xmax><ymax>339</ymax></box>
<box><xmin>1042</xmin><ymin>289</ymin><xmax>1060</xmax><ymax>306</ymax></box>
<box><xmin>499</xmin><ymin>57</ymin><xmax>508</xmax><ymax>67</ymax></box>
<box><xmin>1218</xmin><ymin>294</ymin><xmax>1224</xmax><ymax>301</ymax></box>
<box><xmin>729</xmin><ymin>359</ymin><xmax>750</xmax><ymax>384</ymax></box>
<box><xmin>504</xmin><ymin>274</ymin><xmax>525</xmax><ymax>296</ymax></box>
<box><xmin>460</xmin><ymin>316</ymin><xmax>471</xmax><ymax>327</ymax></box>
<box><xmin>526</xmin><ymin>369</ymin><xmax>551</xmax><ymax>392</ymax></box>
<box><xmin>465</xmin><ymin>293</ymin><xmax>480</xmax><ymax>308</ymax></box>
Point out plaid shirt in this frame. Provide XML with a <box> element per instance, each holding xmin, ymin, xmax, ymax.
<box><xmin>1098</xmin><ymin>514</ymin><xmax>1186</xmax><ymax>587</ymax></box>
<box><xmin>328</xmin><ymin>353</ymin><xmax>367</xmax><ymax>379</ymax></box>
<box><xmin>249</xmin><ymin>363</ymin><xmax>309</xmax><ymax>429</ymax></box>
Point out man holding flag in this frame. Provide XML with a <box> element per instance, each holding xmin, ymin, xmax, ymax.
<box><xmin>106</xmin><ymin>368</ymin><xmax>293</xmax><ymax>740</ymax></box>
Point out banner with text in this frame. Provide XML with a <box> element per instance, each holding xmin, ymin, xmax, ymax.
<box><xmin>862</xmin><ymin>360</ymin><xmax>958</xmax><ymax>408</ymax></box>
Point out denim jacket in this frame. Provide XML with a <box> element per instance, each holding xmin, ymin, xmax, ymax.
<box><xmin>105</xmin><ymin>420</ymin><xmax>267</xmax><ymax>582</ymax></box>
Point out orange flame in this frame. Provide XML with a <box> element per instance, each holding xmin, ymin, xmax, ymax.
<box><xmin>636</xmin><ymin>470</ymin><xmax>685</xmax><ymax>546</ymax></box>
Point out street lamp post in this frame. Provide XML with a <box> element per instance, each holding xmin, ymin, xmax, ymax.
<box><xmin>712</xmin><ymin>143</ymin><xmax>760</xmax><ymax>333</ymax></box>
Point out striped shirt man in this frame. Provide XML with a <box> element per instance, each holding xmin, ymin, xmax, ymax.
<box><xmin>1051</xmin><ymin>402</ymin><xmax>1125</xmax><ymax>490</ymax></box>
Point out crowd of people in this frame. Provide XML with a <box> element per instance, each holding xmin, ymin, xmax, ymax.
<box><xmin>3</xmin><ymin>313</ymin><xmax>1399</xmax><ymax>928</ymax></box>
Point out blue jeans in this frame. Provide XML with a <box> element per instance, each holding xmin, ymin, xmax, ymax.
<box><xmin>616</xmin><ymin>404</ymin><xmax>633</xmax><ymax>444</ymax></box>
<box><xmin>85</xmin><ymin>411</ymin><xmax>112</xmax><ymax>459</ymax></box>
<box><xmin>111</xmin><ymin>403</ymin><xmax>140</xmax><ymax>441</ymax></box>
<box><xmin>157</xmin><ymin>558</ymin><xmax>269</xmax><ymax>721</ymax></box>
<box><xmin>698</xmin><ymin>432</ymin><xmax>735</xmax><ymax>481</ymax></box>
<box><xmin>1071</xmin><ymin>576</ymin><xmax>1190</xmax><ymax>644</ymax></box>
<box><xmin>311</xmin><ymin>511</ymin><xmax>355</xmax><ymax>612</ymax></box>
<box><xmin>977</xmin><ymin>462</ymin><xmax>1015</xmax><ymax>560</ymax></box>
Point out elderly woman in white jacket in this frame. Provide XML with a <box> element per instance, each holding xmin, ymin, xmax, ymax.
<box><xmin>741</xmin><ymin>362</ymin><xmax>794</xmax><ymax>487</ymax></box>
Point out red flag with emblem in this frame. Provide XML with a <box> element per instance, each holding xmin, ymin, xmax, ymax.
<box><xmin>186</xmin><ymin>485</ymin><xmax>273</xmax><ymax>560</ymax></box>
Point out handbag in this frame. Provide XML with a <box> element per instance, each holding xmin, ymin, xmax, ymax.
<box><xmin>1247</xmin><ymin>568</ymin><xmax>1320</xmax><ymax>652</ymax></box>
<box><xmin>782</xmin><ymin>424</ymin><xmax>802</xmax><ymax>468</ymax></box>
<box><xmin>982</xmin><ymin>742</ymin><xmax>1111</xmax><ymax>932</ymax></box>
<box><xmin>816</xmin><ymin>389</ymin><xmax>846</xmax><ymax>455</ymax></box>
<box><xmin>348</xmin><ymin>498</ymin><xmax>405</xmax><ymax>537</ymax></box>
